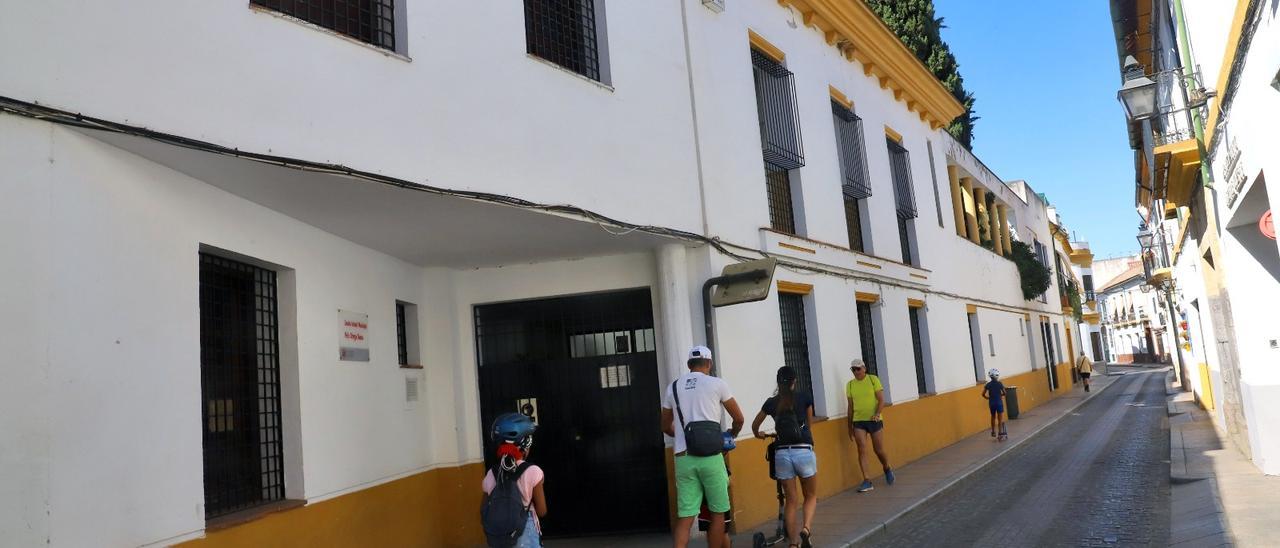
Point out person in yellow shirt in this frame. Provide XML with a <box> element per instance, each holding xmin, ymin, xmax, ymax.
<box><xmin>845</xmin><ymin>359</ymin><xmax>893</xmax><ymax>493</ymax></box>
<box><xmin>1076</xmin><ymin>354</ymin><xmax>1094</xmax><ymax>392</ymax></box>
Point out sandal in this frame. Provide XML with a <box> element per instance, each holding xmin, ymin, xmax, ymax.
<box><xmin>800</xmin><ymin>527</ymin><xmax>812</xmax><ymax>548</ymax></box>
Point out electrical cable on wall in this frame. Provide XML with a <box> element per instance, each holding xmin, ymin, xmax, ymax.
<box><xmin>0</xmin><ymin>95</ymin><xmax>1071</xmax><ymax>319</ymax></box>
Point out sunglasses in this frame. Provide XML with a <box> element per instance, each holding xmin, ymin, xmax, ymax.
<box><xmin>851</xmin><ymin>366</ymin><xmax>865</xmax><ymax>371</ymax></box>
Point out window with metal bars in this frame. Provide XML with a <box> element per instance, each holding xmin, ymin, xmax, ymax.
<box><xmin>844</xmin><ymin>197</ymin><xmax>865</xmax><ymax>252</ymax></box>
<box><xmin>524</xmin><ymin>0</ymin><xmax>603</xmax><ymax>82</ymax></box>
<box><xmin>887</xmin><ymin>139</ymin><xmax>917</xmax><ymax>220</ymax></box>
<box><xmin>909</xmin><ymin>307</ymin><xmax>928</xmax><ymax>394</ymax></box>
<box><xmin>198</xmin><ymin>253</ymin><xmax>285</xmax><ymax>519</ymax></box>
<box><xmin>1034</xmin><ymin>240</ymin><xmax>1049</xmax><ymax>303</ymax></box>
<box><xmin>856</xmin><ymin>301</ymin><xmax>879</xmax><ymax>376</ymax></box>
<box><xmin>765</xmin><ymin>161</ymin><xmax>797</xmax><ymax>234</ymax></box>
<box><xmin>252</xmin><ymin>0</ymin><xmax>395</xmax><ymax>51</ymax></box>
<box><xmin>888</xmin><ymin>139</ymin><xmax>917</xmax><ymax>265</ymax></box>
<box><xmin>777</xmin><ymin>293</ymin><xmax>814</xmax><ymax>396</ymax></box>
<box><xmin>752</xmin><ymin>50</ymin><xmax>805</xmax><ymax>170</ymax></box>
<box><xmin>897</xmin><ymin>217</ymin><xmax>915</xmax><ymax>266</ymax></box>
<box><xmin>832</xmin><ymin>101</ymin><xmax>871</xmax><ymax>199</ymax></box>
<box><xmin>396</xmin><ymin>302</ymin><xmax>408</xmax><ymax>366</ymax></box>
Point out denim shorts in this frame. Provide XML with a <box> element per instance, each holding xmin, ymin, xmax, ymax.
<box><xmin>514</xmin><ymin>513</ymin><xmax>540</xmax><ymax>548</ymax></box>
<box><xmin>774</xmin><ymin>447</ymin><xmax>817</xmax><ymax>480</ymax></box>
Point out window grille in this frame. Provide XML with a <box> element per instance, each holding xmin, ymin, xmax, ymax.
<box><xmin>525</xmin><ymin>0</ymin><xmax>601</xmax><ymax>81</ymax></box>
<box><xmin>777</xmin><ymin>293</ymin><xmax>814</xmax><ymax>395</ymax></box>
<box><xmin>396</xmin><ymin>302</ymin><xmax>408</xmax><ymax>366</ymax></box>
<box><xmin>751</xmin><ymin>50</ymin><xmax>805</xmax><ymax>170</ymax></box>
<box><xmin>887</xmin><ymin>139</ymin><xmax>917</xmax><ymax>220</ymax></box>
<box><xmin>897</xmin><ymin>216</ymin><xmax>914</xmax><ymax>266</ymax></box>
<box><xmin>764</xmin><ymin>161</ymin><xmax>798</xmax><ymax>234</ymax></box>
<box><xmin>198</xmin><ymin>253</ymin><xmax>285</xmax><ymax>519</ymax></box>
<box><xmin>832</xmin><ymin>101</ymin><xmax>871</xmax><ymax>199</ymax></box>
<box><xmin>252</xmin><ymin>0</ymin><xmax>395</xmax><ymax>50</ymax></box>
<box><xmin>844</xmin><ymin>197</ymin><xmax>865</xmax><ymax>252</ymax></box>
<box><xmin>909</xmin><ymin>307</ymin><xmax>927</xmax><ymax>394</ymax></box>
<box><xmin>856</xmin><ymin>301</ymin><xmax>879</xmax><ymax>376</ymax></box>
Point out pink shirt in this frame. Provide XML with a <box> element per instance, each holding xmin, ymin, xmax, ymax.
<box><xmin>482</xmin><ymin>462</ymin><xmax>545</xmax><ymax>532</ymax></box>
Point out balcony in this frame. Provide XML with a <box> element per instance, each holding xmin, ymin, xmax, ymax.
<box><xmin>1143</xmin><ymin>226</ymin><xmax>1174</xmax><ymax>288</ymax></box>
<box><xmin>1146</xmin><ymin>69</ymin><xmax>1211</xmax><ymax>212</ymax></box>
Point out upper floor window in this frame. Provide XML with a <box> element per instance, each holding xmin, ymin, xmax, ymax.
<box><xmin>253</xmin><ymin>0</ymin><xmax>396</xmax><ymax>51</ymax></box>
<box><xmin>525</xmin><ymin>0</ymin><xmax>607</xmax><ymax>82</ymax></box>
<box><xmin>752</xmin><ymin>49</ymin><xmax>805</xmax><ymax>234</ymax></box>
<box><xmin>887</xmin><ymin>138</ymin><xmax>918</xmax><ymax>265</ymax></box>
<box><xmin>833</xmin><ymin>101</ymin><xmax>871</xmax><ymax>252</ymax></box>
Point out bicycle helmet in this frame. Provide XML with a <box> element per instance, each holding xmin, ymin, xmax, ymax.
<box><xmin>491</xmin><ymin>412</ymin><xmax>537</xmax><ymax>445</ymax></box>
<box><xmin>987</xmin><ymin>368</ymin><xmax>1000</xmax><ymax>379</ymax></box>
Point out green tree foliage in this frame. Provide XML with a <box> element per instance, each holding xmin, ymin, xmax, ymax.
<box><xmin>865</xmin><ymin>0</ymin><xmax>977</xmax><ymax>147</ymax></box>
<box><xmin>1009</xmin><ymin>241</ymin><xmax>1052</xmax><ymax>301</ymax></box>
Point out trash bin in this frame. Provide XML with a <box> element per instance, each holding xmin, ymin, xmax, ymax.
<box><xmin>1005</xmin><ymin>386</ymin><xmax>1020</xmax><ymax>419</ymax></box>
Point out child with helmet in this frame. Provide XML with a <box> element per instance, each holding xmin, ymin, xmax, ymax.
<box><xmin>982</xmin><ymin>369</ymin><xmax>1008</xmax><ymax>441</ymax></box>
<box><xmin>481</xmin><ymin>412</ymin><xmax>546</xmax><ymax>547</ymax></box>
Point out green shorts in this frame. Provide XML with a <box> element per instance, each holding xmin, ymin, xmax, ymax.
<box><xmin>675</xmin><ymin>454</ymin><xmax>730</xmax><ymax>518</ymax></box>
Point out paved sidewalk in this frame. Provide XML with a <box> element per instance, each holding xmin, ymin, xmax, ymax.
<box><xmin>739</xmin><ymin>370</ymin><xmax>1125</xmax><ymax>547</ymax></box>
<box><xmin>1167</xmin><ymin>374</ymin><xmax>1280</xmax><ymax>547</ymax></box>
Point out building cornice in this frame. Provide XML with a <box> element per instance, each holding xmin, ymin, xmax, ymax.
<box><xmin>777</xmin><ymin>0</ymin><xmax>966</xmax><ymax>131</ymax></box>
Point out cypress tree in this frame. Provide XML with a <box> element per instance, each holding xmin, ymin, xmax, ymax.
<box><xmin>865</xmin><ymin>0</ymin><xmax>978</xmax><ymax>147</ymax></box>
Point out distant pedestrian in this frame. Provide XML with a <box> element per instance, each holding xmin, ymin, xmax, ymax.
<box><xmin>661</xmin><ymin>345</ymin><xmax>745</xmax><ymax>548</ymax></box>
<box><xmin>481</xmin><ymin>413</ymin><xmax>546</xmax><ymax>548</ymax></box>
<box><xmin>846</xmin><ymin>359</ymin><xmax>893</xmax><ymax>493</ymax></box>
<box><xmin>1077</xmin><ymin>354</ymin><xmax>1094</xmax><ymax>392</ymax></box>
<box><xmin>982</xmin><ymin>369</ymin><xmax>1007</xmax><ymax>441</ymax></box>
<box><xmin>752</xmin><ymin>366</ymin><xmax>817</xmax><ymax>548</ymax></box>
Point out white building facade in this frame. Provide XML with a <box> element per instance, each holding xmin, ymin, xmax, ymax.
<box><xmin>1108</xmin><ymin>0</ymin><xmax>1280</xmax><ymax>474</ymax></box>
<box><xmin>1</xmin><ymin>1</ymin><xmax>1090</xmax><ymax>545</ymax></box>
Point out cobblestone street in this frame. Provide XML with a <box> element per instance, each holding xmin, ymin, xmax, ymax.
<box><xmin>857</xmin><ymin>369</ymin><xmax>1170</xmax><ymax>547</ymax></box>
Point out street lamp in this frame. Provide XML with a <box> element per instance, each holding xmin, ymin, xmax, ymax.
<box><xmin>1136</xmin><ymin>223</ymin><xmax>1154</xmax><ymax>249</ymax></box>
<box><xmin>1117</xmin><ymin>56</ymin><xmax>1158</xmax><ymax>121</ymax></box>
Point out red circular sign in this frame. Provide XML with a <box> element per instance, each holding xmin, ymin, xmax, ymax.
<box><xmin>1262</xmin><ymin>210</ymin><xmax>1275</xmax><ymax>240</ymax></box>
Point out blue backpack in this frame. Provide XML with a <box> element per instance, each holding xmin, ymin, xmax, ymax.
<box><xmin>481</xmin><ymin>462</ymin><xmax>534</xmax><ymax>547</ymax></box>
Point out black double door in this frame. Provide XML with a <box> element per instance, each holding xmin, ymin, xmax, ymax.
<box><xmin>475</xmin><ymin>289</ymin><xmax>669</xmax><ymax>537</ymax></box>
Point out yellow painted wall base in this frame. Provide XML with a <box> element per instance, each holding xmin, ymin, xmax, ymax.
<box><xmin>726</xmin><ymin>366</ymin><xmax>1072</xmax><ymax>529</ymax></box>
<box><xmin>179</xmin><ymin>463</ymin><xmax>486</xmax><ymax>548</ymax></box>
<box><xmin>182</xmin><ymin>365</ymin><xmax>1080</xmax><ymax>545</ymax></box>
<box><xmin>1198</xmin><ymin>363</ymin><xmax>1215</xmax><ymax>411</ymax></box>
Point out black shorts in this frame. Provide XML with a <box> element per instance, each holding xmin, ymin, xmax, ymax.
<box><xmin>1080</xmin><ymin>372</ymin><xmax>1091</xmax><ymax>379</ymax></box>
<box><xmin>852</xmin><ymin>420</ymin><xmax>883</xmax><ymax>434</ymax></box>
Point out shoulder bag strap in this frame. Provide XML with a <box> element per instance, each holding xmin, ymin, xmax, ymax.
<box><xmin>672</xmin><ymin>380</ymin><xmax>688</xmax><ymax>429</ymax></box>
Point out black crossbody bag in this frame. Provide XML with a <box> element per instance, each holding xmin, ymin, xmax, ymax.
<box><xmin>672</xmin><ymin>380</ymin><xmax>723</xmax><ymax>456</ymax></box>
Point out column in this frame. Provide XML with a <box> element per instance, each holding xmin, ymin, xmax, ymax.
<box><xmin>998</xmin><ymin>204</ymin><xmax>1013</xmax><ymax>256</ymax></box>
<box><xmin>960</xmin><ymin>177</ymin><xmax>980</xmax><ymax>244</ymax></box>
<box><xmin>973</xmin><ymin>186</ymin><xmax>988</xmax><ymax>245</ymax></box>
<box><xmin>990</xmin><ymin>199</ymin><xmax>1004</xmax><ymax>255</ymax></box>
<box><xmin>947</xmin><ymin>165</ymin><xmax>966</xmax><ymax>239</ymax></box>
<box><xmin>657</xmin><ymin>244</ymin><xmax>695</xmax><ymax>384</ymax></box>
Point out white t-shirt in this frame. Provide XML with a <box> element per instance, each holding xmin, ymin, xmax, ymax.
<box><xmin>662</xmin><ymin>371</ymin><xmax>733</xmax><ymax>453</ymax></box>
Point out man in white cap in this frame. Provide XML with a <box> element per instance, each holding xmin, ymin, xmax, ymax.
<box><xmin>661</xmin><ymin>345</ymin><xmax>744</xmax><ymax>548</ymax></box>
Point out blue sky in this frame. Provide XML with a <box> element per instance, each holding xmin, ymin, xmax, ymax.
<box><xmin>933</xmin><ymin>0</ymin><xmax>1141</xmax><ymax>259</ymax></box>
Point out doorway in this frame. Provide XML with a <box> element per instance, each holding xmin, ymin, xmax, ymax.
<box><xmin>474</xmin><ymin>288</ymin><xmax>668</xmax><ymax>537</ymax></box>
<box><xmin>1090</xmin><ymin>332</ymin><xmax>1104</xmax><ymax>362</ymax></box>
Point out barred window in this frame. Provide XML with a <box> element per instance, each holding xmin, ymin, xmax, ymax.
<box><xmin>832</xmin><ymin>101</ymin><xmax>871</xmax><ymax>199</ymax></box>
<box><xmin>752</xmin><ymin>50</ymin><xmax>805</xmax><ymax>170</ymax></box>
<box><xmin>887</xmin><ymin>139</ymin><xmax>917</xmax><ymax>220</ymax></box>
<box><xmin>856</xmin><ymin>301</ymin><xmax>879</xmax><ymax>376</ymax></box>
<box><xmin>396</xmin><ymin>302</ymin><xmax>408</xmax><ymax>366</ymax></box>
<box><xmin>844</xmin><ymin>197</ymin><xmax>865</xmax><ymax>252</ymax></box>
<box><xmin>898</xmin><ymin>216</ymin><xmax>915</xmax><ymax>266</ymax></box>
<box><xmin>778</xmin><ymin>293</ymin><xmax>814</xmax><ymax>395</ymax></box>
<box><xmin>765</xmin><ymin>161</ymin><xmax>797</xmax><ymax>234</ymax></box>
<box><xmin>525</xmin><ymin>0</ymin><xmax>603</xmax><ymax>82</ymax></box>
<box><xmin>909</xmin><ymin>307</ymin><xmax>928</xmax><ymax>394</ymax></box>
<box><xmin>252</xmin><ymin>0</ymin><xmax>395</xmax><ymax>51</ymax></box>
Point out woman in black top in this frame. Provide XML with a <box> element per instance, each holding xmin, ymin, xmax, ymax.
<box><xmin>752</xmin><ymin>367</ymin><xmax>818</xmax><ymax>548</ymax></box>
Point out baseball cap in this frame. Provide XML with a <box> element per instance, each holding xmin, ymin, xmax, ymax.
<box><xmin>688</xmin><ymin>345</ymin><xmax>713</xmax><ymax>361</ymax></box>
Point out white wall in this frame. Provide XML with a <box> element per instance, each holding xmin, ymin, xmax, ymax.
<box><xmin>0</xmin><ymin>0</ymin><xmax>705</xmax><ymax>236</ymax></box>
<box><xmin>1</xmin><ymin>116</ymin><xmax>465</xmax><ymax>546</ymax></box>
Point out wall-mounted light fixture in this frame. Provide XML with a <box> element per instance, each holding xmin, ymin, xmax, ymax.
<box><xmin>1117</xmin><ymin>56</ymin><xmax>1157</xmax><ymax>121</ymax></box>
